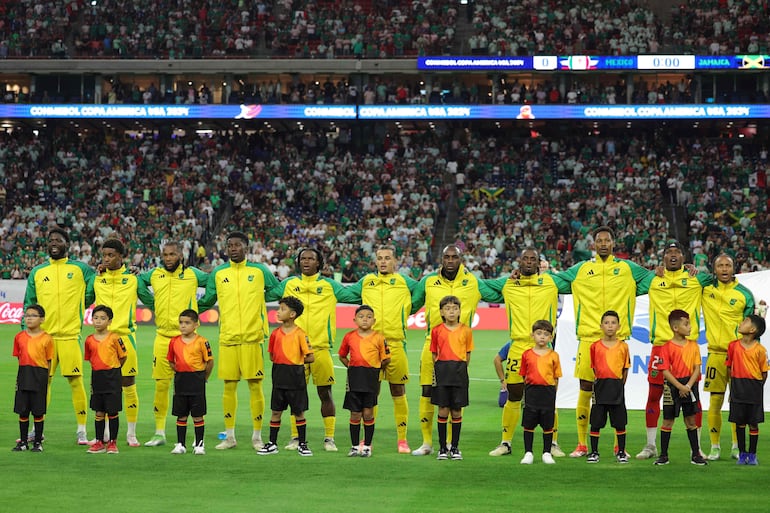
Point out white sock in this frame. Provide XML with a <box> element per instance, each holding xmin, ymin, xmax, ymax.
<box><xmin>77</xmin><ymin>424</ymin><xmax>87</xmax><ymax>434</ymax></box>
<box><xmin>128</xmin><ymin>422</ymin><xmax>137</xmax><ymax>436</ymax></box>
<box><xmin>646</xmin><ymin>426</ymin><xmax>657</xmax><ymax>446</ymax></box>
<box><xmin>226</xmin><ymin>428</ymin><xmax>235</xmax><ymax>438</ymax></box>
<box><xmin>252</xmin><ymin>430</ymin><xmax>262</xmax><ymax>440</ymax></box>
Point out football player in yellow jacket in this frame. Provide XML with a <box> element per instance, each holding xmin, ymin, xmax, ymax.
<box><xmin>198</xmin><ymin>231</ymin><xmax>281</xmax><ymax>451</ymax></box>
<box><xmin>267</xmin><ymin>247</ymin><xmax>358</xmax><ymax>452</ymax></box>
<box><xmin>346</xmin><ymin>245</ymin><xmax>419</xmax><ymax>453</ymax></box>
<box><xmin>409</xmin><ymin>244</ymin><xmax>499</xmax><ymax>456</ymax></box>
<box><xmin>138</xmin><ymin>241</ymin><xmax>208</xmax><ymax>447</ymax></box>
<box><xmin>556</xmin><ymin>226</ymin><xmax>654</xmax><ymax>457</ymax></box>
<box><xmin>94</xmin><ymin>237</ymin><xmax>154</xmax><ymax>447</ymax></box>
<box><xmin>702</xmin><ymin>253</ymin><xmax>755</xmax><ymax>461</ymax></box>
<box><xmin>485</xmin><ymin>247</ymin><xmax>572</xmax><ymax>457</ymax></box>
<box><xmin>635</xmin><ymin>241</ymin><xmax>711</xmax><ymax>460</ymax></box>
<box><xmin>24</xmin><ymin>227</ymin><xmax>95</xmax><ymax>444</ymax></box>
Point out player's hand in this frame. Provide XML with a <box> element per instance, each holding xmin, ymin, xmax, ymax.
<box><xmin>654</xmin><ymin>265</ymin><xmax>664</xmax><ymax>277</ymax></box>
<box><xmin>684</xmin><ymin>263</ymin><xmax>697</xmax><ymax>276</ymax></box>
<box><xmin>128</xmin><ymin>265</ymin><xmax>141</xmax><ymax>275</ymax></box>
<box><xmin>510</xmin><ymin>269</ymin><xmax>521</xmax><ymax>280</ymax></box>
<box><xmin>96</xmin><ymin>263</ymin><xmax>106</xmax><ymax>274</ymax></box>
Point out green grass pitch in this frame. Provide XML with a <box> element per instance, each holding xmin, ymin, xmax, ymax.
<box><xmin>0</xmin><ymin>324</ymin><xmax>766</xmax><ymax>512</ymax></box>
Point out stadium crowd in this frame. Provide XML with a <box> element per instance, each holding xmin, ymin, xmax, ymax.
<box><xmin>1</xmin><ymin>125</ymin><xmax>768</xmax><ymax>281</ymax></box>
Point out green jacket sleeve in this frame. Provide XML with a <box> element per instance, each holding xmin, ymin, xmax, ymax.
<box><xmin>332</xmin><ymin>279</ymin><xmax>360</xmax><ymax>305</ymax></box>
<box><xmin>410</xmin><ymin>277</ymin><xmax>426</xmax><ymax>314</ymax></box>
<box><xmin>265</xmin><ymin>277</ymin><xmax>288</xmax><ymax>303</ymax></box>
<box><xmin>137</xmin><ymin>270</ymin><xmax>155</xmax><ymax>308</ymax></box>
<box><xmin>81</xmin><ymin>262</ymin><xmax>96</xmax><ymax>306</ymax></box>
<box><xmin>197</xmin><ymin>269</ymin><xmax>219</xmax><ymax>310</ymax></box>
<box><xmin>479</xmin><ymin>278</ymin><xmax>501</xmax><ymax>303</ymax></box>
<box><xmin>192</xmin><ymin>267</ymin><xmax>209</xmax><ymax>287</ymax></box>
<box><xmin>343</xmin><ymin>278</ymin><xmax>363</xmax><ymax>304</ymax></box>
<box><xmin>625</xmin><ymin>260</ymin><xmax>653</xmax><ymax>295</ymax></box>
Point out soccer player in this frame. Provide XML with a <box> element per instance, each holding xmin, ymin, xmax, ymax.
<box><xmin>556</xmin><ymin>226</ymin><xmax>653</xmax><ymax>458</ymax></box>
<box><xmin>636</xmin><ymin>241</ymin><xmax>711</xmax><ymax>460</ymax></box>
<box><xmin>654</xmin><ymin>310</ymin><xmax>708</xmax><ymax>466</ymax></box>
<box><xmin>347</xmin><ymin>245</ymin><xmax>417</xmax><ymax>453</ymax></box>
<box><xmin>84</xmin><ymin>305</ymin><xmax>128</xmax><ymax>455</ymax></box>
<box><xmin>410</xmin><ymin>244</ymin><xmax>498</xmax><ymax>456</ymax></box>
<box><xmin>339</xmin><ymin>305</ymin><xmax>390</xmax><ymax>457</ymax></box>
<box><xmin>94</xmin><ymin>237</ymin><xmax>152</xmax><ymax>447</ymax></box>
<box><xmin>431</xmin><ymin>295</ymin><xmax>473</xmax><ymax>461</ymax></box>
<box><xmin>702</xmin><ymin>253</ymin><xmax>755</xmax><ymax>460</ymax></box>
<box><xmin>268</xmin><ymin>247</ymin><xmax>358</xmax><ymax>452</ymax></box>
<box><xmin>485</xmin><ymin>247</ymin><xmax>571</xmax><ymax>457</ymax></box>
<box><xmin>199</xmin><ymin>231</ymin><xmax>280</xmax><ymax>450</ymax></box>
<box><xmin>168</xmin><ymin>309</ymin><xmax>214</xmax><ymax>455</ymax></box>
<box><xmin>587</xmin><ymin>311</ymin><xmax>630</xmax><ymax>464</ymax></box>
<box><xmin>259</xmin><ymin>297</ymin><xmax>314</xmax><ymax>456</ymax></box>
<box><xmin>24</xmin><ymin>227</ymin><xmax>95</xmax><ymax>444</ymax></box>
<box><xmin>138</xmin><ymin>241</ymin><xmax>209</xmax><ymax>447</ymax></box>
<box><xmin>518</xmin><ymin>320</ymin><xmax>561</xmax><ymax>465</ymax></box>
<box><xmin>12</xmin><ymin>304</ymin><xmax>54</xmax><ymax>452</ymax></box>
<box><xmin>726</xmin><ymin>315</ymin><xmax>767</xmax><ymax>465</ymax></box>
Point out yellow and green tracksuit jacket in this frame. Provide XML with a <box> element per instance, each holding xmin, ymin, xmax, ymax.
<box><xmin>94</xmin><ymin>265</ymin><xmax>144</xmax><ymax>338</ymax></box>
<box><xmin>347</xmin><ymin>272</ymin><xmax>419</xmax><ymax>342</ymax></box>
<box><xmin>268</xmin><ymin>272</ymin><xmax>358</xmax><ymax>350</ymax></box>
<box><xmin>702</xmin><ymin>279</ymin><xmax>755</xmax><ymax>353</ymax></box>
<box><xmin>138</xmin><ymin>264</ymin><xmax>208</xmax><ymax>338</ymax></box>
<box><xmin>24</xmin><ymin>257</ymin><xmax>95</xmax><ymax>339</ymax></box>
<box><xmin>648</xmin><ymin>269</ymin><xmax>712</xmax><ymax>345</ymax></box>
<box><xmin>199</xmin><ymin>260</ymin><xmax>280</xmax><ymax>346</ymax></box>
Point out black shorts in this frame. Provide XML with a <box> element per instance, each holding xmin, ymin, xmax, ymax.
<box><xmin>662</xmin><ymin>380</ymin><xmax>700</xmax><ymax>420</ymax></box>
<box><xmin>91</xmin><ymin>391</ymin><xmax>122</xmax><ymax>416</ymax></box>
<box><xmin>343</xmin><ymin>390</ymin><xmax>378</xmax><ymax>412</ymax></box>
<box><xmin>521</xmin><ymin>406</ymin><xmax>555</xmax><ymax>431</ymax></box>
<box><xmin>14</xmin><ymin>389</ymin><xmax>46</xmax><ymax>417</ymax></box>
<box><xmin>173</xmin><ymin>393</ymin><xmax>207</xmax><ymax>418</ymax></box>
<box><xmin>431</xmin><ymin>385</ymin><xmax>469</xmax><ymax>410</ymax></box>
<box><xmin>729</xmin><ymin>402</ymin><xmax>765</xmax><ymax>426</ymax></box>
<box><xmin>271</xmin><ymin>387</ymin><xmax>309</xmax><ymax>415</ymax></box>
<box><xmin>589</xmin><ymin>403</ymin><xmax>627</xmax><ymax>431</ymax></box>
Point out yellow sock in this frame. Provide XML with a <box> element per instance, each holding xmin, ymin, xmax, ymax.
<box><xmin>223</xmin><ymin>381</ymin><xmax>238</xmax><ymax>430</ymax></box>
<box><xmin>501</xmin><ymin>400</ymin><xmax>521</xmax><ymax>444</ymax></box>
<box><xmin>47</xmin><ymin>376</ymin><xmax>53</xmax><ymax>408</ymax></box>
<box><xmin>419</xmin><ymin>396</ymin><xmax>434</xmax><ymax>445</ymax></box>
<box><xmin>123</xmin><ymin>384</ymin><xmax>139</xmax><ymax>423</ymax></box>
<box><xmin>69</xmin><ymin>376</ymin><xmax>88</xmax><ymax>426</ymax></box>
<box><xmin>553</xmin><ymin>410</ymin><xmax>559</xmax><ymax>444</ymax></box>
<box><xmin>290</xmin><ymin>416</ymin><xmax>298</xmax><ymax>439</ymax></box>
<box><xmin>372</xmin><ymin>405</ymin><xmax>379</xmax><ymax>422</ymax></box>
<box><xmin>393</xmin><ymin>395</ymin><xmax>408</xmax><ymax>441</ymax></box>
<box><xmin>323</xmin><ymin>416</ymin><xmax>336</xmax><ymax>439</ymax></box>
<box><xmin>153</xmin><ymin>379</ymin><xmax>171</xmax><ymax>432</ymax></box>
<box><xmin>576</xmin><ymin>389</ymin><xmax>592</xmax><ymax>447</ymax></box>
<box><xmin>708</xmin><ymin>393</ymin><xmax>724</xmax><ymax>446</ymax></box>
<box><xmin>247</xmin><ymin>380</ymin><xmax>264</xmax><ymax>431</ymax></box>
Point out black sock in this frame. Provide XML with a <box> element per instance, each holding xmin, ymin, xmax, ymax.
<box><xmin>194</xmin><ymin>421</ymin><xmax>204</xmax><ymax>446</ymax></box>
<box><xmin>437</xmin><ymin>416</ymin><xmax>448</xmax><ymax>449</ymax></box>
<box><xmin>269</xmin><ymin>424</ymin><xmax>280</xmax><ymax>445</ymax></box>
<box><xmin>350</xmin><ymin>422</ymin><xmax>360</xmax><ymax>447</ymax></box>
<box><xmin>19</xmin><ymin>419</ymin><xmax>29</xmax><ymax>443</ymax></box>
<box><xmin>590</xmin><ymin>431</ymin><xmax>599</xmax><ymax>453</ymax></box>
<box><xmin>543</xmin><ymin>431</ymin><xmax>553</xmax><ymax>453</ymax></box>
<box><xmin>450</xmin><ymin>418</ymin><xmax>461</xmax><ymax>449</ymax></box>
<box><xmin>736</xmin><ymin>425</ymin><xmax>746</xmax><ymax>453</ymax></box>
<box><xmin>95</xmin><ymin>419</ymin><xmax>105</xmax><ymax>442</ymax></box>
<box><xmin>177</xmin><ymin>421</ymin><xmax>187</xmax><ymax>446</ymax></box>
<box><xmin>108</xmin><ymin>416</ymin><xmax>119</xmax><ymax>441</ymax></box>
<box><xmin>749</xmin><ymin>430</ymin><xmax>759</xmax><ymax>454</ymax></box>
<box><xmin>297</xmin><ymin>421</ymin><xmax>307</xmax><ymax>444</ymax></box>
<box><xmin>33</xmin><ymin>419</ymin><xmax>44</xmax><ymax>444</ymax></box>
<box><xmin>686</xmin><ymin>428</ymin><xmax>699</xmax><ymax>456</ymax></box>
<box><xmin>660</xmin><ymin>429</ymin><xmax>671</xmax><ymax>457</ymax></box>
<box><xmin>523</xmin><ymin>430</ymin><xmax>534</xmax><ymax>453</ymax></box>
<box><xmin>363</xmin><ymin>420</ymin><xmax>375</xmax><ymax>446</ymax></box>
<box><xmin>616</xmin><ymin>432</ymin><xmax>626</xmax><ymax>454</ymax></box>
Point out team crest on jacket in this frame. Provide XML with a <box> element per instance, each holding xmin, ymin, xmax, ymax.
<box><xmin>122</xmin><ymin>278</ymin><xmax>128</xmax><ymax>285</ymax></box>
<box><xmin>681</xmin><ymin>279</ymin><xmax>687</xmax><ymax>286</ymax></box>
<box><xmin>730</xmin><ymin>299</ymin><xmax>737</xmax><ymax>305</ymax></box>
<box><xmin>248</xmin><ymin>275</ymin><xmax>254</xmax><ymax>282</ymax></box>
<box><xmin>316</xmin><ymin>287</ymin><xmax>323</xmax><ymax>294</ymax></box>
<box><xmin>67</xmin><ymin>273</ymin><xmax>74</xmax><ymax>279</ymax></box>
<box><xmin>390</xmin><ymin>278</ymin><xmax>396</xmax><ymax>285</ymax></box>
<box><xmin>538</xmin><ymin>278</ymin><xmax>543</xmax><ymax>285</ymax></box>
<box><xmin>613</xmin><ymin>268</ymin><xmax>620</xmax><ymax>275</ymax></box>
<box><xmin>462</xmin><ymin>280</ymin><xmax>468</xmax><ymax>286</ymax></box>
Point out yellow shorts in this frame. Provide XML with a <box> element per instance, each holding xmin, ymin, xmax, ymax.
<box><xmin>218</xmin><ymin>343</ymin><xmax>264</xmax><ymax>381</ymax></box>
<box><xmin>419</xmin><ymin>339</ymin><xmax>433</xmax><ymax>386</ymax></box>
<box><xmin>574</xmin><ymin>339</ymin><xmax>595</xmax><ymax>382</ymax></box>
<box><xmin>152</xmin><ymin>333</ymin><xmax>173</xmax><ymax>380</ymax></box>
<box><xmin>50</xmin><ymin>337</ymin><xmax>83</xmax><ymax>377</ymax></box>
<box><xmin>381</xmin><ymin>340</ymin><xmax>409</xmax><ymax>384</ymax></box>
<box><xmin>306</xmin><ymin>348</ymin><xmax>335</xmax><ymax>386</ymax></box>
<box><xmin>505</xmin><ymin>340</ymin><xmax>534</xmax><ymax>385</ymax></box>
<box><xmin>703</xmin><ymin>351</ymin><xmax>728</xmax><ymax>393</ymax></box>
<box><xmin>121</xmin><ymin>333</ymin><xmax>138</xmax><ymax>377</ymax></box>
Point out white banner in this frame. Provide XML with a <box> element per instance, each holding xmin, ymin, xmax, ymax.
<box><xmin>555</xmin><ymin>270</ymin><xmax>770</xmax><ymax>410</ymax></box>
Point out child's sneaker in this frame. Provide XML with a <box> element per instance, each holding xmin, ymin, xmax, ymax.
<box><xmin>436</xmin><ymin>447</ymin><xmax>449</xmax><ymax>460</ymax></box>
<box><xmin>193</xmin><ymin>441</ymin><xmax>205</xmax><ymax>455</ymax></box>
<box><xmin>348</xmin><ymin>446</ymin><xmax>359</xmax><ymax>457</ymax></box>
<box><xmin>520</xmin><ymin>451</ymin><xmax>534</xmax><ymax>464</ymax></box>
<box><xmin>106</xmin><ymin>441</ymin><xmax>119</xmax><ymax>454</ymax></box>
<box><xmin>616</xmin><ymin>451</ymin><xmax>629</xmax><ymax>464</ymax></box>
<box><xmin>298</xmin><ymin>442</ymin><xmax>313</xmax><ymax>457</ymax></box>
<box><xmin>323</xmin><ymin>438</ymin><xmax>338</xmax><ymax>452</ymax></box>
<box><xmin>30</xmin><ymin>442</ymin><xmax>43</xmax><ymax>453</ymax></box>
<box><xmin>690</xmin><ymin>454</ymin><xmax>708</xmax><ymax>466</ymax></box>
<box><xmin>653</xmin><ymin>455</ymin><xmax>670</xmax><ymax>465</ymax></box>
<box><xmin>12</xmin><ymin>441</ymin><xmax>28</xmax><ymax>452</ymax></box>
<box><xmin>489</xmin><ymin>442</ymin><xmax>512</xmax><ymax>456</ymax></box>
<box><xmin>257</xmin><ymin>442</ymin><xmax>278</xmax><ymax>455</ymax></box>
<box><xmin>170</xmin><ymin>443</ymin><xmax>187</xmax><ymax>454</ymax></box>
<box><xmin>88</xmin><ymin>441</ymin><xmax>106</xmax><ymax>454</ymax></box>
<box><xmin>541</xmin><ymin>452</ymin><xmax>556</xmax><ymax>464</ymax></box>
<box><xmin>737</xmin><ymin>452</ymin><xmax>749</xmax><ymax>465</ymax></box>
<box><xmin>449</xmin><ymin>447</ymin><xmax>463</xmax><ymax>460</ymax></box>
<box><xmin>284</xmin><ymin>438</ymin><xmax>299</xmax><ymax>450</ymax></box>
<box><xmin>570</xmin><ymin>444</ymin><xmax>588</xmax><ymax>458</ymax></box>
<box><xmin>746</xmin><ymin>453</ymin><xmax>759</xmax><ymax>466</ymax></box>
<box><xmin>586</xmin><ymin>452</ymin><xmax>600</xmax><ymax>463</ymax></box>
<box><xmin>359</xmin><ymin>446</ymin><xmax>372</xmax><ymax>458</ymax></box>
